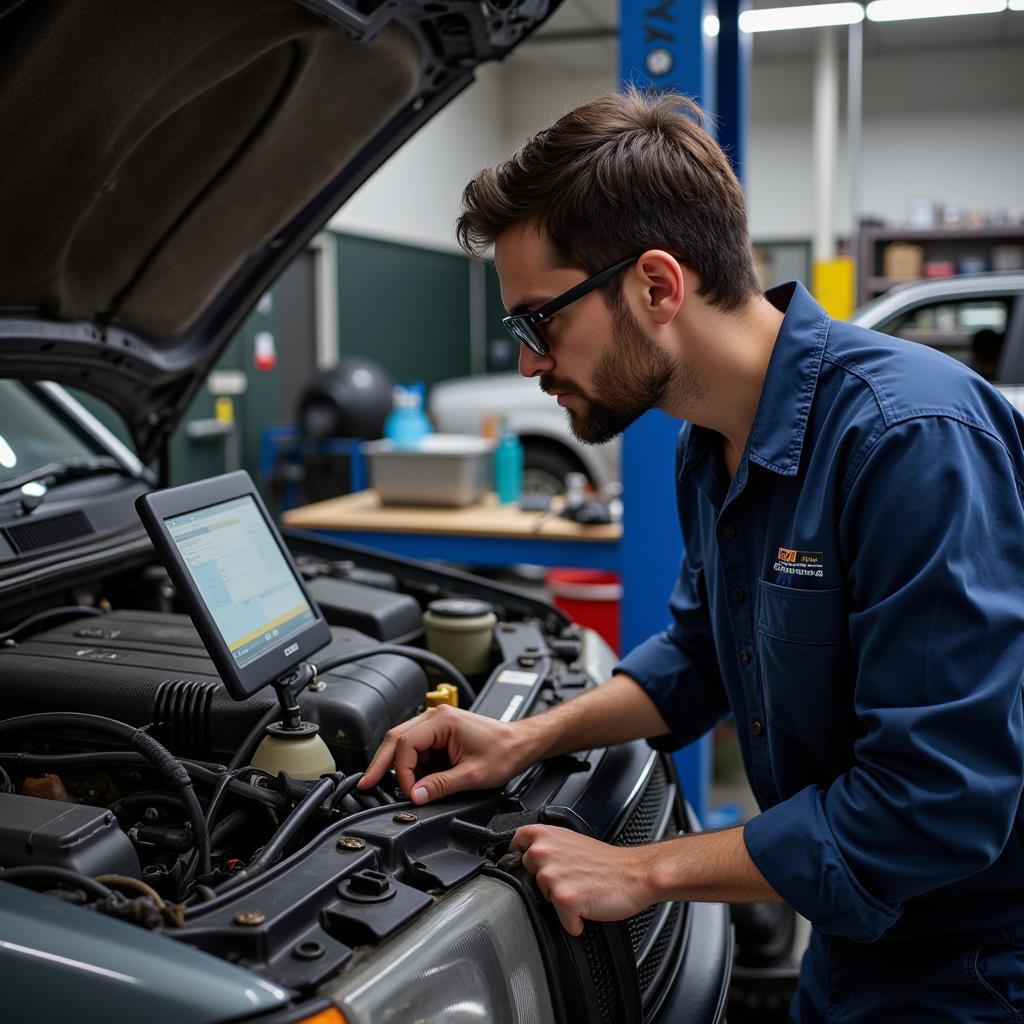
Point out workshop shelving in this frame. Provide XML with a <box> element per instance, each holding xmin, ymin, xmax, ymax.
<box><xmin>857</xmin><ymin>225</ymin><xmax>1024</xmax><ymax>305</ymax></box>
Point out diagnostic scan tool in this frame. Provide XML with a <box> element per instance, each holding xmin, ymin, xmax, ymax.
<box><xmin>136</xmin><ymin>471</ymin><xmax>331</xmax><ymax>702</ymax></box>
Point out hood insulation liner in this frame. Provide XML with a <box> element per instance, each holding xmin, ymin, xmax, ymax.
<box><xmin>0</xmin><ymin>0</ymin><xmax>420</xmax><ymax>337</ymax></box>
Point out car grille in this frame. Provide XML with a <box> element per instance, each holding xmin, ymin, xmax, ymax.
<box><xmin>627</xmin><ymin>905</ymin><xmax>657</xmax><ymax>952</ymax></box>
<box><xmin>613</xmin><ymin>757</ymin><xmax>669</xmax><ymax>851</ymax></box>
<box><xmin>636</xmin><ymin>901</ymin><xmax>683</xmax><ymax>995</ymax></box>
<box><xmin>576</xmin><ymin>756</ymin><xmax>689</xmax><ymax>1021</ymax></box>
<box><xmin>581</xmin><ymin>924</ymin><xmax>619</xmax><ymax>1024</ymax></box>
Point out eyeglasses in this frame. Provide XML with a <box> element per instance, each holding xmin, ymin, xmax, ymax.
<box><xmin>502</xmin><ymin>255</ymin><xmax>639</xmax><ymax>356</ymax></box>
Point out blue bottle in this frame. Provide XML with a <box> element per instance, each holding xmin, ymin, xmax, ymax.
<box><xmin>495</xmin><ymin>424</ymin><xmax>524</xmax><ymax>504</ymax></box>
<box><xmin>384</xmin><ymin>385</ymin><xmax>431</xmax><ymax>449</ymax></box>
<box><xmin>407</xmin><ymin>382</ymin><xmax>432</xmax><ymax>440</ymax></box>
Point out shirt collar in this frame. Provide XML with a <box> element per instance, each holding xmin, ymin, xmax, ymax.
<box><xmin>679</xmin><ymin>280</ymin><xmax>831</xmax><ymax>483</ymax></box>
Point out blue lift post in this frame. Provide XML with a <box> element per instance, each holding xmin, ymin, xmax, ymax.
<box><xmin>619</xmin><ymin>1</ymin><xmax>749</xmax><ymax>824</ymax></box>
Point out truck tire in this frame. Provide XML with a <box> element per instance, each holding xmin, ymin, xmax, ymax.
<box><xmin>522</xmin><ymin>442</ymin><xmax>589</xmax><ymax>496</ymax></box>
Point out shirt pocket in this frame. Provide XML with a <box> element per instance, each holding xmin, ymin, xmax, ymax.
<box><xmin>757</xmin><ymin>579</ymin><xmax>856</xmax><ymax>795</ymax></box>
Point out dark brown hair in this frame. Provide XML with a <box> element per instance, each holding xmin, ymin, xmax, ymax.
<box><xmin>456</xmin><ymin>87</ymin><xmax>759</xmax><ymax>311</ymax></box>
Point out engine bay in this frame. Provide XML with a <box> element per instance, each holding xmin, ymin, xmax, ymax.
<box><xmin>0</xmin><ymin>543</ymin><xmax>595</xmax><ymax>918</ymax></box>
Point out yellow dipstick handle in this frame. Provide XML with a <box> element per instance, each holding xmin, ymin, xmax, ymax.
<box><xmin>426</xmin><ymin>682</ymin><xmax>459</xmax><ymax>709</ymax></box>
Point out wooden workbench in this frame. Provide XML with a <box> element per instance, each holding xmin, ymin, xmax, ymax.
<box><xmin>281</xmin><ymin>489</ymin><xmax>622</xmax><ymax>543</ymax></box>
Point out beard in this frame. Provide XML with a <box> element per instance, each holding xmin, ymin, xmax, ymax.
<box><xmin>540</xmin><ymin>303</ymin><xmax>679</xmax><ymax>445</ymax></box>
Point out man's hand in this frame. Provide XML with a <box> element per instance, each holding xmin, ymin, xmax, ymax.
<box><xmin>510</xmin><ymin>825</ymin><xmax>658</xmax><ymax>936</ymax></box>
<box><xmin>358</xmin><ymin>704</ymin><xmax>530</xmax><ymax>804</ymax></box>
<box><xmin>511</xmin><ymin>823</ymin><xmax>782</xmax><ymax>935</ymax></box>
<box><xmin>359</xmin><ymin>673</ymin><xmax>667</xmax><ymax>806</ymax></box>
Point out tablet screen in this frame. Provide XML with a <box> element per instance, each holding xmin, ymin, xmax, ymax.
<box><xmin>165</xmin><ymin>495</ymin><xmax>315</xmax><ymax>668</ymax></box>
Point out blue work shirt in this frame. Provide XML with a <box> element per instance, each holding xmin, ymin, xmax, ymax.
<box><xmin>617</xmin><ymin>281</ymin><xmax>1024</xmax><ymax>944</ymax></box>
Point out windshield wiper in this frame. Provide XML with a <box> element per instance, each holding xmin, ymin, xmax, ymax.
<box><xmin>0</xmin><ymin>456</ymin><xmax>140</xmax><ymax>504</ymax></box>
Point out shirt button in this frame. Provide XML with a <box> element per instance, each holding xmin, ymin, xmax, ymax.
<box><xmin>739</xmin><ymin>648</ymin><xmax>751</xmax><ymax>665</ymax></box>
<box><xmin>732</xmin><ymin>587</ymin><xmax>746</xmax><ymax>602</ymax></box>
<box><xmin>721</xmin><ymin>522</ymin><xmax>736</xmax><ymax>540</ymax></box>
<box><xmin>752</xmin><ymin>720</ymin><xmax>764</xmax><ymax>736</ymax></box>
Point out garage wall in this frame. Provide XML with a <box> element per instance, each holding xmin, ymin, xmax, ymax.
<box><xmin>318</xmin><ymin>41</ymin><xmax>1023</xmax><ymax>254</ymax></box>
<box><xmin>501</xmin><ymin>68</ymin><xmax>620</xmax><ymax>159</ymax></box>
<box><xmin>329</xmin><ymin>63</ymin><xmax>506</xmax><ymax>254</ymax></box>
<box><xmin>496</xmin><ymin>44</ymin><xmax>1024</xmax><ymax>246</ymax></box>
<box><xmin>747</xmin><ymin>44</ymin><xmax>1024</xmax><ymax>240</ymax></box>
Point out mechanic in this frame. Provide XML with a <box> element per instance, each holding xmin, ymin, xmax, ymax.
<box><xmin>360</xmin><ymin>88</ymin><xmax>1024</xmax><ymax>1022</ymax></box>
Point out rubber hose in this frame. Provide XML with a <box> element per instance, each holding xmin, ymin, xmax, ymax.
<box><xmin>0</xmin><ymin>751</ymin><xmax>284</xmax><ymax>811</ymax></box>
<box><xmin>209</xmin><ymin>810</ymin><xmax>249</xmax><ymax>850</ymax></box>
<box><xmin>0</xmin><ymin>605</ymin><xmax>102</xmax><ymax>643</ymax></box>
<box><xmin>0</xmin><ymin>865</ymin><xmax>116</xmax><ymax>902</ymax></box>
<box><xmin>229</xmin><ymin>704</ymin><xmax>282</xmax><ymax>773</ymax></box>
<box><xmin>328</xmin><ymin>772</ymin><xmax>365</xmax><ymax>812</ymax></box>
<box><xmin>0</xmin><ymin>714</ymin><xmax>211</xmax><ymax>877</ymax></box>
<box><xmin>214</xmin><ymin>775</ymin><xmax>336</xmax><ymax>894</ymax></box>
<box><xmin>203</xmin><ymin>769</ymin><xmax>236</xmax><ymax>829</ymax></box>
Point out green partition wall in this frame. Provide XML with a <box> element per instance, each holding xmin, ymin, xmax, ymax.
<box><xmin>334</xmin><ymin>233</ymin><xmax>473</xmax><ymax>389</ymax></box>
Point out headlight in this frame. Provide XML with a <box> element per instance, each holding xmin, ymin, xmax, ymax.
<box><xmin>580</xmin><ymin>626</ymin><xmax>618</xmax><ymax>683</ymax></box>
<box><xmin>319</xmin><ymin>876</ymin><xmax>555</xmax><ymax>1024</ymax></box>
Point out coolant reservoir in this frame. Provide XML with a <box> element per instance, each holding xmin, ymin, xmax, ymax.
<box><xmin>422</xmin><ymin>599</ymin><xmax>496</xmax><ymax>677</ymax></box>
<box><xmin>251</xmin><ymin>721</ymin><xmax>336</xmax><ymax>780</ymax></box>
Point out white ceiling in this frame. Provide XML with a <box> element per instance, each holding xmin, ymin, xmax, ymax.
<box><xmin>510</xmin><ymin>0</ymin><xmax>1024</xmax><ymax>77</ymax></box>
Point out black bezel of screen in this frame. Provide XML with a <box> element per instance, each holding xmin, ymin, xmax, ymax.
<box><xmin>135</xmin><ymin>470</ymin><xmax>331</xmax><ymax>701</ymax></box>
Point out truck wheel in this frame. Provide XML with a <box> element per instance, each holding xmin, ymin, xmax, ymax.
<box><xmin>522</xmin><ymin>444</ymin><xmax>589</xmax><ymax>497</ymax></box>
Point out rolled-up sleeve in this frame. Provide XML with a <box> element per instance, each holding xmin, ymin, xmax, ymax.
<box><xmin>745</xmin><ymin>416</ymin><xmax>1024</xmax><ymax>942</ymax></box>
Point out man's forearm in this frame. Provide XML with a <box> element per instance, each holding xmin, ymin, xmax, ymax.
<box><xmin>513</xmin><ymin>672</ymin><xmax>671</xmax><ymax>764</ymax></box>
<box><xmin>645</xmin><ymin>826</ymin><xmax>781</xmax><ymax>904</ymax></box>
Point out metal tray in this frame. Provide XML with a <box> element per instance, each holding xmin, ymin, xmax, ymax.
<box><xmin>361</xmin><ymin>435</ymin><xmax>494</xmax><ymax>506</ymax></box>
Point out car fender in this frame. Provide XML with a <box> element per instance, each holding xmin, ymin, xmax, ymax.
<box><xmin>0</xmin><ymin>880</ymin><xmax>290</xmax><ymax>1023</ymax></box>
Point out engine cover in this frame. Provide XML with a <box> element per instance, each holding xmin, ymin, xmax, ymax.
<box><xmin>0</xmin><ymin>610</ymin><xmax>427</xmax><ymax>771</ymax></box>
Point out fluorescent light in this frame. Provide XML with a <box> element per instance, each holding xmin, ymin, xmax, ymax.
<box><xmin>739</xmin><ymin>3</ymin><xmax>865</xmax><ymax>32</ymax></box>
<box><xmin>1009</xmin><ymin>0</ymin><xmax>1023</xmax><ymax>9</ymax></box>
<box><xmin>866</xmin><ymin>0</ymin><xmax>1007</xmax><ymax>21</ymax></box>
<box><xmin>703</xmin><ymin>14</ymin><xmax>721</xmax><ymax>36</ymax></box>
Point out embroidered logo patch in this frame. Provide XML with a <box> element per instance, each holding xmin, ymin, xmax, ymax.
<box><xmin>775</xmin><ymin>548</ymin><xmax>824</xmax><ymax>577</ymax></box>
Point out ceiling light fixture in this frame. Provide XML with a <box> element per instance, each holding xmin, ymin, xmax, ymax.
<box><xmin>738</xmin><ymin>3</ymin><xmax>865</xmax><ymax>32</ymax></box>
<box><xmin>1008</xmin><ymin>0</ymin><xmax>1023</xmax><ymax>10</ymax></box>
<box><xmin>866</xmin><ymin>0</ymin><xmax>1007</xmax><ymax>21</ymax></box>
<box><xmin>704</xmin><ymin>14</ymin><xmax>721</xmax><ymax>36</ymax></box>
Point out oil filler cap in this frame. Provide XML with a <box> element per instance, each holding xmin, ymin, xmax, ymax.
<box><xmin>339</xmin><ymin>868</ymin><xmax>395</xmax><ymax>903</ymax></box>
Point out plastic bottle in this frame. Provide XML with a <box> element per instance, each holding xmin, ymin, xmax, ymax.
<box><xmin>494</xmin><ymin>422</ymin><xmax>524</xmax><ymax>504</ymax></box>
<box><xmin>383</xmin><ymin>384</ymin><xmax>431</xmax><ymax>449</ymax></box>
<box><xmin>408</xmin><ymin>382</ymin><xmax>432</xmax><ymax>439</ymax></box>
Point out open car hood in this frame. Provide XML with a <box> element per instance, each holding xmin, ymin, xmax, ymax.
<box><xmin>0</xmin><ymin>0</ymin><xmax>557</xmax><ymax>462</ymax></box>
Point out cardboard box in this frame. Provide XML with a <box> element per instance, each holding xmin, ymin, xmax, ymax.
<box><xmin>883</xmin><ymin>242</ymin><xmax>923</xmax><ymax>281</ymax></box>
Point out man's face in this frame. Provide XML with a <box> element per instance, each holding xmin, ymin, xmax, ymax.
<box><xmin>495</xmin><ymin>224</ymin><xmax>676</xmax><ymax>445</ymax></box>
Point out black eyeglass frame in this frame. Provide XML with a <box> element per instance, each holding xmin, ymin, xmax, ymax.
<box><xmin>501</xmin><ymin>255</ymin><xmax>640</xmax><ymax>356</ymax></box>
